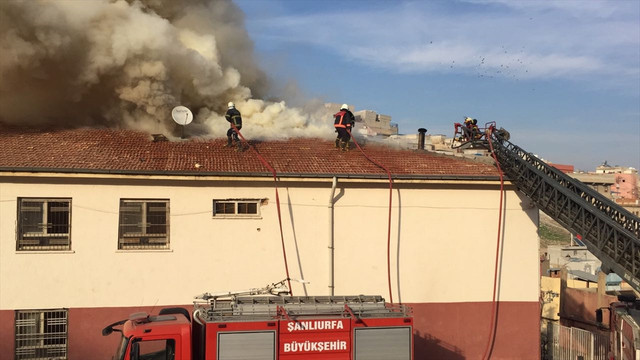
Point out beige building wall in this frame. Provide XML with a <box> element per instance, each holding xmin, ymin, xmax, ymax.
<box><xmin>0</xmin><ymin>175</ymin><xmax>539</xmax><ymax>310</ymax></box>
<box><xmin>541</xmin><ymin>276</ymin><xmax>560</xmax><ymax>321</ymax></box>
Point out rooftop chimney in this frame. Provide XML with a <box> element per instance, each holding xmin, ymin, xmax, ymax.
<box><xmin>418</xmin><ymin>128</ymin><xmax>428</xmax><ymax>150</ymax></box>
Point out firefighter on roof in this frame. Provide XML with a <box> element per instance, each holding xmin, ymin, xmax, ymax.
<box><xmin>334</xmin><ymin>104</ymin><xmax>355</xmax><ymax>151</ymax></box>
<box><xmin>225</xmin><ymin>102</ymin><xmax>243</xmax><ymax>151</ymax></box>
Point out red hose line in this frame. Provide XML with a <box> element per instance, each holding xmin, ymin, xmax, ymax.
<box><xmin>230</xmin><ymin>124</ymin><xmax>293</xmax><ymax>295</ymax></box>
<box><xmin>347</xmin><ymin>129</ymin><xmax>394</xmax><ymax>304</ymax></box>
<box><xmin>482</xmin><ymin>130</ymin><xmax>505</xmax><ymax>360</ymax></box>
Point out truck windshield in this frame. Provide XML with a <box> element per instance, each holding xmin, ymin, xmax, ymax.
<box><xmin>113</xmin><ymin>335</ymin><xmax>129</xmax><ymax>360</ymax></box>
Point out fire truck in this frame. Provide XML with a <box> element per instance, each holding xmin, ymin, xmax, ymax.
<box><xmin>102</xmin><ymin>280</ymin><xmax>413</xmax><ymax>360</ymax></box>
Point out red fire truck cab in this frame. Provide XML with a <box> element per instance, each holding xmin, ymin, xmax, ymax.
<box><xmin>103</xmin><ymin>294</ymin><xmax>413</xmax><ymax>360</ymax></box>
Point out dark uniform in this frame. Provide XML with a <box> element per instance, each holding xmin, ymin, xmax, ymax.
<box><xmin>225</xmin><ymin>107</ymin><xmax>242</xmax><ymax>150</ymax></box>
<box><xmin>462</xmin><ymin>117</ymin><xmax>479</xmax><ymax>141</ymax></box>
<box><xmin>334</xmin><ymin>108</ymin><xmax>355</xmax><ymax>151</ymax></box>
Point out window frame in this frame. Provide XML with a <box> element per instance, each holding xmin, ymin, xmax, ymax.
<box><xmin>16</xmin><ymin>197</ymin><xmax>72</xmax><ymax>251</ymax></box>
<box><xmin>118</xmin><ymin>199</ymin><xmax>170</xmax><ymax>250</ymax></box>
<box><xmin>131</xmin><ymin>338</ymin><xmax>176</xmax><ymax>359</ymax></box>
<box><xmin>212</xmin><ymin>198</ymin><xmax>264</xmax><ymax>218</ymax></box>
<box><xmin>15</xmin><ymin>308</ymin><xmax>68</xmax><ymax>360</ymax></box>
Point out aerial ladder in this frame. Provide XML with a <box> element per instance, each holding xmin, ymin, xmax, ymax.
<box><xmin>486</xmin><ymin>130</ymin><xmax>640</xmax><ymax>293</ymax></box>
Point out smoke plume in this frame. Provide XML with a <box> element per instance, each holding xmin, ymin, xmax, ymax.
<box><xmin>0</xmin><ymin>0</ymin><xmax>336</xmax><ymax>139</ymax></box>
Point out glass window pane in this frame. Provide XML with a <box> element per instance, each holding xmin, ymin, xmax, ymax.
<box><xmin>214</xmin><ymin>202</ymin><xmax>224</xmax><ymax>214</ymax></box>
<box><xmin>215</xmin><ymin>202</ymin><xmax>236</xmax><ymax>215</ymax></box>
<box><xmin>138</xmin><ymin>339</ymin><xmax>174</xmax><ymax>357</ymax></box>
<box><xmin>224</xmin><ymin>203</ymin><xmax>235</xmax><ymax>214</ymax></box>
<box><xmin>238</xmin><ymin>202</ymin><xmax>248</xmax><ymax>214</ymax></box>
<box><xmin>238</xmin><ymin>202</ymin><xmax>258</xmax><ymax>214</ymax></box>
<box><xmin>120</xmin><ymin>202</ymin><xmax>143</xmax><ymax>234</ymax></box>
<box><xmin>48</xmin><ymin>201</ymin><xmax>69</xmax><ymax>234</ymax></box>
<box><xmin>147</xmin><ymin>202</ymin><xmax>167</xmax><ymax>234</ymax></box>
<box><xmin>247</xmin><ymin>202</ymin><xmax>257</xmax><ymax>214</ymax></box>
<box><xmin>21</xmin><ymin>201</ymin><xmax>44</xmax><ymax>234</ymax></box>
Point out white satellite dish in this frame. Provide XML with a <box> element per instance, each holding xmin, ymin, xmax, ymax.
<box><xmin>171</xmin><ymin>106</ymin><xmax>193</xmax><ymax>126</ymax></box>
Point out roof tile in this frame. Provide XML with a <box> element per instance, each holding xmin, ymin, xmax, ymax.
<box><xmin>0</xmin><ymin>128</ymin><xmax>499</xmax><ymax>178</ymax></box>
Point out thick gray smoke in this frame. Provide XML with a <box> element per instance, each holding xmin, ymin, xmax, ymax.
<box><xmin>0</xmin><ymin>0</ymin><xmax>335</xmax><ymax>139</ymax></box>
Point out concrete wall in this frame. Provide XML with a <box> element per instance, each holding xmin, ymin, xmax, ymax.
<box><xmin>0</xmin><ymin>174</ymin><xmax>540</xmax><ymax>359</ymax></box>
<box><xmin>613</xmin><ymin>173</ymin><xmax>638</xmax><ymax>200</ymax></box>
<box><xmin>354</xmin><ymin>110</ymin><xmax>397</xmax><ymax>135</ymax></box>
<box><xmin>541</xmin><ymin>276</ymin><xmax>595</xmax><ymax>323</ymax></box>
<box><xmin>541</xmin><ymin>276</ymin><xmax>561</xmax><ymax>321</ymax></box>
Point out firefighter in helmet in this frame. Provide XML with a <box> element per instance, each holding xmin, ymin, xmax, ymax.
<box><xmin>334</xmin><ymin>104</ymin><xmax>355</xmax><ymax>151</ymax></box>
<box><xmin>462</xmin><ymin>116</ymin><xmax>480</xmax><ymax>141</ymax></box>
<box><xmin>225</xmin><ymin>102</ymin><xmax>243</xmax><ymax>151</ymax></box>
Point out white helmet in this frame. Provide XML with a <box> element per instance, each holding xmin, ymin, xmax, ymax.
<box><xmin>340</xmin><ymin>104</ymin><xmax>349</xmax><ymax>110</ymax></box>
<box><xmin>228</xmin><ymin>102</ymin><xmax>235</xmax><ymax>108</ymax></box>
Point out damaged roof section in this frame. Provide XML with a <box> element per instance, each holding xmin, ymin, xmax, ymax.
<box><xmin>0</xmin><ymin>128</ymin><xmax>500</xmax><ymax>179</ymax></box>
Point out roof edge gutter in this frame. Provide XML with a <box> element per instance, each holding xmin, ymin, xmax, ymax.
<box><xmin>0</xmin><ymin>167</ymin><xmax>504</xmax><ymax>183</ymax></box>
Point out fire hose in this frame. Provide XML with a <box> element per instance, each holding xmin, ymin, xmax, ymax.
<box><xmin>481</xmin><ymin>128</ymin><xmax>506</xmax><ymax>359</ymax></box>
<box><xmin>346</xmin><ymin>129</ymin><xmax>395</xmax><ymax>304</ymax></box>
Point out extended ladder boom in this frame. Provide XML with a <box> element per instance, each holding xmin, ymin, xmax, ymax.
<box><xmin>489</xmin><ymin>133</ymin><xmax>640</xmax><ymax>293</ymax></box>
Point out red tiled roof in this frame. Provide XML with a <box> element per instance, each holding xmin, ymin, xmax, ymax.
<box><xmin>0</xmin><ymin>127</ymin><xmax>499</xmax><ymax>178</ymax></box>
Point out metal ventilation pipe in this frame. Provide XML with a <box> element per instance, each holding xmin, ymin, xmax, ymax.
<box><xmin>418</xmin><ymin>128</ymin><xmax>428</xmax><ymax>150</ymax></box>
<box><xmin>328</xmin><ymin>176</ymin><xmax>338</xmax><ymax>296</ymax></box>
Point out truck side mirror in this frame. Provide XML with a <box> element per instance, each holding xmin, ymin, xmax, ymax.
<box><xmin>595</xmin><ymin>309</ymin><xmax>603</xmax><ymax>323</ymax></box>
<box><xmin>130</xmin><ymin>342</ymin><xmax>139</xmax><ymax>360</ymax></box>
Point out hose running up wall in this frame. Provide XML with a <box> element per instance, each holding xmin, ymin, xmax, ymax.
<box><xmin>482</xmin><ymin>128</ymin><xmax>506</xmax><ymax>359</ymax></box>
<box><xmin>347</xmin><ymin>129</ymin><xmax>395</xmax><ymax>304</ymax></box>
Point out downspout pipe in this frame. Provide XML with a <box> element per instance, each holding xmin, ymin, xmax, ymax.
<box><xmin>328</xmin><ymin>176</ymin><xmax>338</xmax><ymax>296</ymax></box>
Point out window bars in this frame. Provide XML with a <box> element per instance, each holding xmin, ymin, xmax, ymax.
<box><xmin>17</xmin><ymin>198</ymin><xmax>71</xmax><ymax>251</ymax></box>
<box><xmin>118</xmin><ymin>199</ymin><xmax>169</xmax><ymax>250</ymax></box>
<box><xmin>15</xmin><ymin>309</ymin><xmax>68</xmax><ymax>360</ymax></box>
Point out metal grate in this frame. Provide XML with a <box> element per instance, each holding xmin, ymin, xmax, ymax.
<box><xmin>17</xmin><ymin>198</ymin><xmax>71</xmax><ymax>251</ymax></box>
<box><xmin>218</xmin><ymin>332</ymin><xmax>275</xmax><ymax>360</ymax></box>
<box><xmin>545</xmin><ymin>322</ymin><xmax>608</xmax><ymax>360</ymax></box>
<box><xmin>354</xmin><ymin>327</ymin><xmax>412</xmax><ymax>360</ymax></box>
<box><xmin>118</xmin><ymin>199</ymin><xmax>169</xmax><ymax>250</ymax></box>
<box><xmin>15</xmin><ymin>309</ymin><xmax>68</xmax><ymax>360</ymax></box>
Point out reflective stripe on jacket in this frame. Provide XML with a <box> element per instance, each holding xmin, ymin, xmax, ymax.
<box><xmin>225</xmin><ymin>108</ymin><xmax>242</xmax><ymax>127</ymax></box>
<box><xmin>334</xmin><ymin>110</ymin><xmax>353</xmax><ymax>129</ymax></box>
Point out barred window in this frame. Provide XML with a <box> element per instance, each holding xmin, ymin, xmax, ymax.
<box><xmin>213</xmin><ymin>199</ymin><xmax>262</xmax><ymax>218</ymax></box>
<box><xmin>118</xmin><ymin>199</ymin><xmax>169</xmax><ymax>250</ymax></box>
<box><xmin>15</xmin><ymin>309</ymin><xmax>68</xmax><ymax>360</ymax></box>
<box><xmin>17</xmin><ymin>198</ymin><xmax>71</xmax><ymax>251</ymax></box>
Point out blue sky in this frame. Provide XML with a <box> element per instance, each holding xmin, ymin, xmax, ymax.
<box><xmin>235</xmin><ymin>0</ymin><xmax>640</xmax><ymax>171</ymax></box>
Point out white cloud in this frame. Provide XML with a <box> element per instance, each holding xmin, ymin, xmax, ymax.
<box><xmin>464</xmin><ymin>0</ymin><xmax>620</xmax><ymax>18</ymax></box>
<box><xmin>247</xmin><ymin>0</ymin><xmax>639</xmax><ymax>85</ymax></box>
